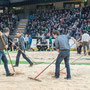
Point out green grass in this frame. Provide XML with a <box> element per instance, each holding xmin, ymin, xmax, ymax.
<box><xmin>0</xmin><ymin>60</ymin><xmax>90</xmax><ymax>65</ymax></box>
<box><xmin>4</xmin><ymin>50</ymin><xmax>17</xmax><ymax>54</ymax></box>
<box><xmin>4</xmin><ymin>50</ymin><xmax>33</xmax><ymax>54</ymax></box>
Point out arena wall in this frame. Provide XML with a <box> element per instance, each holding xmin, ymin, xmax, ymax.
<box><xmin>88</xmin><ymin>0</ymin><xmax>90</xmax><ymax>5</ymax></box>
<box><xmin>53</xmin><ymin>2</ymin><xmax>63</xmax><ymax>9</ymax></box>
<box><xmin>31</xmin><ymin>39</ymin><xmax>76</xmax><ymax>49</ymax></box>
<box><xmin>21</xmin><ymin>4</ymin><xmax>37</xmax><ymax>15</ymax></box>
<box><xmin>18</xmin><ymin>0</ymin><xmax>86</xmax><ymax>15</ymax></box>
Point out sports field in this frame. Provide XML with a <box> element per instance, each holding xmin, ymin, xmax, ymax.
<box><xmin>0</xmin><ymin>51</ymin><xmax>90</xmax><ymax>90</ymax></box>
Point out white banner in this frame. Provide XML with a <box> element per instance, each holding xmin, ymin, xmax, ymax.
<box><xmin>31</xmin><ymin>39</ymin><xmax>76</xmax><ymax>49</ymax></box>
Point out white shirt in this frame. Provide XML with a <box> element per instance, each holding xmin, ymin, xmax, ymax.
<box><xmin>24</xmin><ymin>37</ymin><xmax>29</xmax><ymax>42</ymax></box>
<box><xmin>82</xmin><ymin>33</ymin><xmax>90</xmax><ymax>42</ymax></box>
<box><xmin>37</xmin><ymin>42</ymin><xmax>41</xmax><ymax>45</ymax></box>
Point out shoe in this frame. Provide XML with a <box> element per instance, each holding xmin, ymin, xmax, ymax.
<box><xmin>30</xmin><ymin>63</ymin><xmax>33</xmax><ymax>67</ymax></box>
<box><xmin>13</xmin><ymin>65</ymin><xmax>18</xmax><ymax>67</ymax></box>
<box><xmin>52</xmin><ymin>76</ymin><xmax>59</xmax><ymax>79</ymax></box>
<box><xmin>64</xmin><ymin>77</ymin><xmax>71</xmax><ymax>80</ymax></box>
<box><xmin>6</xmin><ymin>73</ymin><xmax>14</xmax><ymax>76</ymax></box>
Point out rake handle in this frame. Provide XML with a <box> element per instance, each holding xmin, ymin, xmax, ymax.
<box><xmin>0</xmin><ymin>36</ymin><xmax>15</xmax><ymax>73</ymax></box>
<box><xmin>34</xmin><ymin>59</ymin><xmax>56</xmax><ymax>79</ymax></box>
<box><xmin>9</xmin><ymin>40</ymin><xmax>37</xmax><ymax>64</ymax></box>
<box><xmin>6</xmin><ymin>50</ymin><xmax>15</xmax><ymax>73</ymax></box>
<box><xmin>34</xmin><ymin>38</ymin><xmax>81</xmax><ymax>79</ymax></box>
<box><xmin>70</xmin><ymin>38</ymin><xmax>80</xmax><ymax>48</ymax></box>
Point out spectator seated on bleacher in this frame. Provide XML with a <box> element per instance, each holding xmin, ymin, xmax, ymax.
<box><xmin>36</xmin><ymin>39</ymin><xmax>48</xmax><ymax>51</ymax></box>
<box><xmin>26</xmin><ymin>6</ymin><xmax>90</xmax><ymax>39</ymax></box>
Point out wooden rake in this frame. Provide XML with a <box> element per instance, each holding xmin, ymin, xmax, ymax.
<box><xmin>1</xmin><ymin>36</ymin><xmax>24</xmax><ymax>75</ymax></box>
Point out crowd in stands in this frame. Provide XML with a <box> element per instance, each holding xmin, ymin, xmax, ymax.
<box><xmin>0</xmin><ymin>8</ymin><xmax>18</xmax><ymax>35</ymax></box>
<box><xmin>27</xmin><ymin>5</ymin><xmax>90</xmax><ymax>39</ymax></box>
<box><xmin>0</xmin><ymin>6</ymin><xmax>90</xmax><ymax>51</ymax></box>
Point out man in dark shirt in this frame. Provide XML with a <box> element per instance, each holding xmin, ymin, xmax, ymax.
<box><xmin>28</xmin><ymin>35</ymin><xmax>32</xmax><ymax>50</ymax></box>
<box><xmin>0</xmin><ymin>28</ymin><xmax>14</xmax><ymax>76</ymax></box>
<box><xmin>14</xmin><ymin>32</ymin><xmax>33</xmax><ymax>67</ymax></box>
<box><xmin>52</xmin><ymin>30</ymin><xmax>77</xmax><ymax>79</ymax></box>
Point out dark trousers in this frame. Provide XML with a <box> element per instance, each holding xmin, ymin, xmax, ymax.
<box><xmin>16</xmin><ymin>50</ymin><xmax>33</xmax><ymax>66</ymax></box>
<box><xmin>25</xmin><ymin>42</ymin><xmax>29</xmax><ymax>50</ymax></box>
<box><xmin>41</xmin><ymin>46</ymin><xmax>48</xmax><ymax>51</ymax></box>
<box><xmin>77</xmin><ymin>45</ymin><xmax>82</xmax><ymax>54</ymax></box>
<box><xmin>83</xmin><ymin>42</ymin><xmax>89</xmax><ymax>54</ymax></box>
<box><xmin>55</xmin><ymin>50</ymin><xmax>71</xmax><ymax>78</ymax></box>
<box><xmin>37</xmin><ymin>45</ymin><xmax>41</xmax><ymax>51</ymax></box>
<box><xmin>0</xmin><ymin>51</ymin><xmax>10</xmax><ymax>74</ymax></box>
<box><xmin>28</xmin><ymin>44</ymin><xmax>31</xmax><ymax>50</ymax></box>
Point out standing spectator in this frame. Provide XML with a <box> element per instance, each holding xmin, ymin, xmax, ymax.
<box><xmin>76</xmin><ymin>33</ymin><xmax>82</xmax><ymax>54</ymax></box>
<box><xmin>49</xmin><ymin>36</ymin><xmax>52</xmax><ymax>48</ymax></box>
<box><xmin>28</xmin><ymin>35</ymin><xmax>32</xmax><ymax>50</ymax></box>
<box><xmin>82</xmin><ymin>31</ymin><xmax>90</xmax><ymax>55</ymax></box>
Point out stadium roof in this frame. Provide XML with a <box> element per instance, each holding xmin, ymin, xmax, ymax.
<box><xmin>10</xmin><ymin>0</ymin><xmax>72</xmax><ymax>3</ymax></box>
<box><xmin>0</xmin><ymin>0</ymin><xmax>83</xmax><ymax>6</ymax></box>
<box><xmin>10</xmin><ymin>0</ymin><xmax>72</xmax><ymax>6</ymax></box>
<box><xmin>0</xmin><ymin>0</ymin><xmax>10</xmax><ymax>6</ymax></box>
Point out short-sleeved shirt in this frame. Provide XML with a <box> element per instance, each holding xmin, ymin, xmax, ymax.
<box><xmin>55</xmin><ymin>34</ymin><xmax>71</xmax><ymax>50</ymax></box>
<box><xmin>82</xmin><ymin>33</ymin><xmax>90</xmax><ymax>42</ymax></box>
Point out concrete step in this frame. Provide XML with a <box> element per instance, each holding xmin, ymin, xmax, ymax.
<box><xmin>19</xmin><ymin>21</ymin><xmax>27</xmax><ymax>23</ymax></box>
<box><xmin>18</xmin><ymin>25</ymin><xmax>26</xmax><ymax>28</ymax></box>
<box><xmin>17</xmin><ymin>30</ymin><xmax>25</xmax><ymax>33</ymax></box>
<box><xmin>19</xmin><ymin>23</ymin><xmax>27</xmax><ymax>25</ymax></box>
<box><xmin>17</xmin><ymin>27</ymin><xmax>25</xmax><ymax>30</ymax></box>
<box><xmin>16</xmin><ymin>19</ymin><xmax>28</xmax><ymax>34</ymax></box>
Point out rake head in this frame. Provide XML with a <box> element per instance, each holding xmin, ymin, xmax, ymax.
<box><xmin>60</xmin><ymin>71</ymin><xmax>66</xmax><ymax>75</ymax></box>
<box><xmin>14</xmin><ymin>72</ymin><xmax>25</xmax><ymax>75</ymax></box>
<box><xmin>28</xmin><ymin>77</ymin><xmax>42</xmax><ymax>82</ymax></box>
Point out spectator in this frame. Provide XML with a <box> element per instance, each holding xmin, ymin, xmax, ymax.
<box><xmin>26</xmin><ymin>6</ymin><xmax>90</xmax><ymax>39</ymax></box>
<box><xmin>49</xmin><ymin>36</ymin><xmax>52</xmax><ymax>48</ymax></box>
<box><xmin>28</xmin><ymin>35</ymin><xmax>32</xmax><ymax>50</ymax></box>
<box><xmin>0</xmin><ymin>9</ymin><xmax>18</xmax><ymax>35</ymax></box>
<box><xmin>82</xmin><ymin>30</ymin><xmax>90</xmax><ymax>55</ymax></box>
<box><xmin>76</xmin><ymin>33</ymin><xmax>82</xmax><ymax>54</ymax></box>
<box><xmin>37</xmin><ymin>39</ymin><xmax>41</xmax><ymax>51</ymax></box>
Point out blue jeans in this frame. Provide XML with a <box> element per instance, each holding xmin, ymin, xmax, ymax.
<box><xmin>16</xmin><ymin>50</ymin><xmax>33</xmax><ymax>66</ymax></box>
<box><xmin>0</xmin><ymin>51</ymin><xmax>10</xmax><ymax>74</ymax></box>
<box><xmin>55</xmin><ymin>50</ymin><xmax>71</xmax><ymax>78</ymax></box>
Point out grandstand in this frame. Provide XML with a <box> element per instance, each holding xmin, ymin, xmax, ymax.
<box><xmin>0</xmin><ymin>0</ymin><xmax>89</xmax><ymax>35</ymax></box>
<box><xmin>0</xmin><ymin>0</ymin><xmax>89</xmax><ymax>48</ymax></box>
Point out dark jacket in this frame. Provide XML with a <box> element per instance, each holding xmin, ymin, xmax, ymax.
<box><xmin>0</xmin><ymin>33</ymin><xmax>8</xmax><ymax>51</ymax></box>
<box><xmin>18</xmin><ymin>35</ymin><xmax>25</xmax><ymax>50</ymax></box>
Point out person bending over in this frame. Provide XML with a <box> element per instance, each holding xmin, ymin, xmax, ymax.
<box><xmin>52</xmin><ymin>30</ymin><xmax>77</xmax><ymax>79</ymax></box>
<box><xmin>0</xmin><ymin>28</ymin><xmax>14</xmax><ymax>76</ymax></box>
